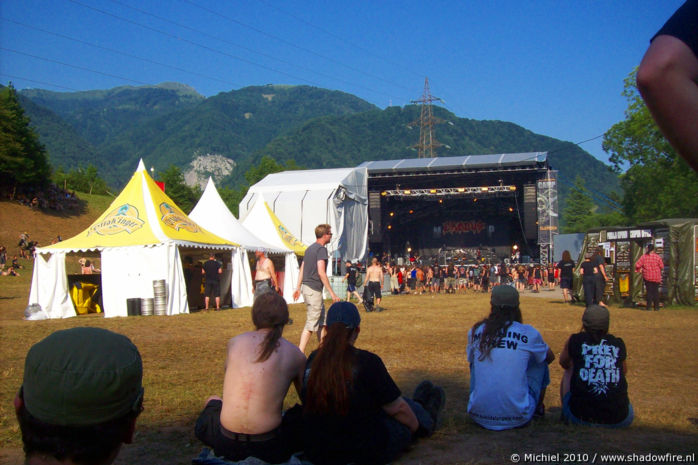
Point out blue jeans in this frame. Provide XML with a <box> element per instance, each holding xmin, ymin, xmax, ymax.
<box><xmin>378</xmin><ymin>397</ymin><xmax>435</xmax><ymax>463</ymax></box>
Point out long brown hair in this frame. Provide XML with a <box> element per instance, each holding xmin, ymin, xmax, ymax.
<box><xmin>472</xmin><ymin>304</ymin><xmax>523</xmax><ymax>361</ymax></box>
<box><xmin>304</xmin><ymin>323</ymin><xmax>356</xmax><ymax>415</ymax></box>
<box><xmin>251</xmin><ymin>292</ymin><xmax>288</xmax><ymax>363</ymax></box>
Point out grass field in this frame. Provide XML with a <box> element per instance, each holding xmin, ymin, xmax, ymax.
<box><xmin>1</xmin><ymin>200</ymin><xmax>697</xmax><ymax>464</ymax></box>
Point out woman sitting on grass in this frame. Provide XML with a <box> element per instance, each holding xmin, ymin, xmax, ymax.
<box><xmin>559</xmin><ymin>304</ymin><xmax>633</xmax><ymax>427</ymax></box>
<box><xmin>301</xmin><ymin>301</ymin><xmax>445</xmax><ymax>465</ymax></box>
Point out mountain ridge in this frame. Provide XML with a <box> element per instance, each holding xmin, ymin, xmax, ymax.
<box><xmin>16</xmin><ymin>82</ymin><xmax>619</xmax><ymax>210</ymax></box>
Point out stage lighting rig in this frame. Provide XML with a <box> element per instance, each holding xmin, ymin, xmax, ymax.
<box><xmin>380</xmin><ymin>185</ymin><xmax>517</xmax><ymax>198</ymax></box>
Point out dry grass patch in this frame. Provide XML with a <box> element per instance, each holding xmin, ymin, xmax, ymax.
<box><xmin>1</xmin><ymin>281</ymin><xmax>697</xmax><ymax>464</ymax></box>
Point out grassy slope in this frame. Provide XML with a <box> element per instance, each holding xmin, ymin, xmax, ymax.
<box><xmin>0</xmin><ymin>198</ymin><xmax>696</xmax><ymax>464</ymax></box>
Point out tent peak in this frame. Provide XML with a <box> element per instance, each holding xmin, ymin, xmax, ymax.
<box><xmin>137</xmin><ymin>159</ymin><xmax>146</xmax><ymax>172</ymax></box>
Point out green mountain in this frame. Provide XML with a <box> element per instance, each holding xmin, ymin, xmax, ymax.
<box><xmin>96</xmin><ymin>85</ymin><xmax>378</xmax><ymax>184</ymax></box>
<box><xmin>21</xmin><ymin>82</ymin><xmax>204</xmax><ymax>147</ymax></box>
<box><xmin>17</xmin><ymin>82</ymin><xmax>619</xmax><ymax>211</ymax></box>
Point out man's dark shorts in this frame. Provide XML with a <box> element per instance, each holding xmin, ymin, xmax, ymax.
<box><xmin>195</xmin><ymin>399</ymin><xmax>301</xmax><ymax>464</ymax></box>
<box><xmin>204</xmin><ymin>280</ymin><xmax>220</xmax><ymax>298</ymax></box>
<box><xmin>368</xmin><ymin>281</ymin><xmax>382</xmax><ymax>300</ymax></box>
<box><xmin>560</xmin><ymin>277</ymin><xmax>572</xmax><ymax>290</ymax></box>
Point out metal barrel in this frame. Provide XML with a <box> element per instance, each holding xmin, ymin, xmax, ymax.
<box><xmin>153</xmin><ymin>279</ymin><xmax>167</xmax><ymax>316</ymax></box>
<box><xmin>140</xmin><ymin>298</ymin><xmax>154</xmax><ymax>316</ymax></box>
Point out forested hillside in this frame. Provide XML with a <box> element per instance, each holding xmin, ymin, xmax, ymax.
<box><xmin>17</xmin><ymin>82</ymin><xmax>619</xmax><ymax>209</ymax></box>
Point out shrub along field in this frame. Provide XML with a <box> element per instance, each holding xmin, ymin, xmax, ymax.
<box><xmin>0</xmin><ymin>200</ymin><xmax>696</xmax><ymax>464</ymax></box>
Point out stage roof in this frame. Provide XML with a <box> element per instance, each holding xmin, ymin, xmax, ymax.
<box><xmin>358</xmin><ymin>152</ymin><xmax>547</xmax><ymax>174</ymax></box>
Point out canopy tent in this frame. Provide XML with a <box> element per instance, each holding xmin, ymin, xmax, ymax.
<box><xmin>239</xmin><ymin>196</ymin><xmax>306</xmax><ymax>303</ymax></box>
<box><xmin>29</xmin><ymin>161</ymin><xmax>237</xmax><ymax>319</ymax></box>
<box><xmin>572</xmin><ymin>218</ymin><xmax>697</xmax><ymax>306</ymax></box>
<box><xmin>238</xmin><ymin>167</ymin><xmax>368</xmax><ymax>266</ymax></box>
<box><xmin>189</xmin><ymin>178</ymin><xmax>294</xmax><ymax>307</ymax></box>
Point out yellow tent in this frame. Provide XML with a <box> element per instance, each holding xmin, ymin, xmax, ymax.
<box><xmin>29</xmin><ymin>161</ymin><xmax>238</xmax><ymax>319</ymax></box>
<box><xmin>43</xmin><ymin>161</ymin><xmax>235</xmax><ymax>251</ymax></box>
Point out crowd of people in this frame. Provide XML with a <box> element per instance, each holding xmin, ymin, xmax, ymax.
<box><xmin>346</xmin><ymin>257</ymin><xmax>569</xmax><ymax>302</ymax></box>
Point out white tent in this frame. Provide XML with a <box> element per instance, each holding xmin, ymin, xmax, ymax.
<box><xmin>239</xmin><ymin>196</ymin><xmax>306</xmax><ymax>303</ymax></box>
<box><xmin>239</xmin><ymin>167</ymin><xmax>368</xmax><ymax>265</ymax></box>
<box><xmin>189</xmin><ymin>178</ymin><xmax>296</xmax><ymax>307</ymax></box>
<box><xmin>29</xmin><ymin>161</ymin><xmax>237</xmax><ymax>319</ymax></box>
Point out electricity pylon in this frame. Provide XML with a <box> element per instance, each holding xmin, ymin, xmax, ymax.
<box><xmin>410</xmin><ymin>77</ymin><xmax>444</xmax><ymax>158</ymax></box>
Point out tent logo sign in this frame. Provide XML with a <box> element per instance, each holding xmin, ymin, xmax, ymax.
<box><xmin>160</xmin><ymin>202</ymin><xmax>199</xmax><ymax>233</ymax></box>
<box><xmin>88</xmin><ymin>204</ymin><xmax>145</xmax><ymax>236</ymax></box>
<box><xmin>277</xmin><ymin>224</ymin><xmax>304</xmax><ymax>250</ymax></box>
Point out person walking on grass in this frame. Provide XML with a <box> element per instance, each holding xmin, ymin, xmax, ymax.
<box><xmin>559</xmin><ymin>305</ymin><xmax>633</xmax><ymax>427</ymax></box>
<box><xmin>343</xmin><ymin>260</ymin><xmax>362</xmax><ymax>302</ymax></box>
<box><xmin>293</xmin><ymin>224</ymin><xmax>341</xmax><ymax>353</ymax></box>
<box><xmin>364</xmin><ymin>257</ymin><xmax>385</xmax><ymax>309</ymax></box>
<box><xmin>557</xmin><ymin>250</ymin><xmax>576</xmax><ymax>304</ymax></box>
<box><xmin>253</xmin><ymin>250</ymin><xmax>279</xmax><ymax>298</ymax></box>
<box><xmin>467</xmin><ymin>286</ymin><xmax>555</xmax><ymax>430</ymax></box>
<box><xmin>634</xmin><ymin>243</ymin><xmax>665</xmax><ymax>311</ymax></box>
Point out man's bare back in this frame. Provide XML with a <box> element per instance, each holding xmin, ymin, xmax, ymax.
<box><xmin>366</xmin><ymin>264</ymin><xmax>384</xmax><ymax>283</ymax></box>
<box><xmin>220</xmin><ymin>330</ymin><xmax>305</xmax><ymax>434</ymax></box>
<box><xmin>255</xmin><ymin>256</ymin><xmax>274</xmax><ymax>281</ymax></box>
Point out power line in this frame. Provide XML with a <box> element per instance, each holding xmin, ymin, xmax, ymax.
<box><xmin>98</xmin><ymin>0</ymin><xmax>400</xmax><ymax>100</ymax></box>
<box><xmin>0</xmin><ymin>73</ymin><xmax>81</xmax><ymax>92</ymax></box>
<box><xmin>0</xmin><ymin>17</ymin><xmax>243</xmax><ymax>89</ymax></box>
<box><xmin>0</xmin><ymin>47</ymin><xmax>152</xmax><ymax>86</ymax></box>
<box><xmin>66</xmin><ymin>0</ymin><xmax>325</xmax><ymax>88</ymax></box>
<box><xmin>255</xmin><ymin>0</ymin><xmax>424</xmax><ymax>81</ymax></box>
<box><xmin>180</xmin><ymin>0</ymin><xmax>414</xmax><ymax>93</ymax></box>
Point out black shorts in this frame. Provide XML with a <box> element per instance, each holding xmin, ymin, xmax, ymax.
<box><xmin>204</xmin><ymin>280</ymin><xmax>220</xmax><ymax>298</ymax></box>
<box><xmin>368</xmin><ymin>281</ymin><xmax>382</xmax><ymax>300</ymax></box>
<box><xmin>560</xmin><ymin>277</ymin><xmax>573</xmax><ymax>290</ymax></box>
<box><xmin>195</xmin><ymin>399</ymin><xmax>301</xmax><ymax>463</ymax></box>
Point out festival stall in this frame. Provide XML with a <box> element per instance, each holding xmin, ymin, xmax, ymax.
<box><xmin>573</xmin><ymin>218</ymin><xmax>698</xmax><ymax>306</ymax></box>
<box><xmin>189</xmin><ymin>178</ymin><xmax>293</xmax><ymax>307</ymax></box>
<box><xmin>239</xmin><ymin>196</ymin><xmax>305</xmax><ymax>303</ymax></box>
<box><xmin>28</xmin><ymin>161</ymin><xmax>237</xmax><ymax>319</ymax></box>
<box><xmin>238</xmin><ymin>167</ymin><xmax>368</xmax><ymax>269</ymax></box>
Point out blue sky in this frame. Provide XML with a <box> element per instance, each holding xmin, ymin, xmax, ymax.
<box><xmin>0</xmin><ymin>0</ymin><xmax>685</xmax><ymax>166</ymax></box>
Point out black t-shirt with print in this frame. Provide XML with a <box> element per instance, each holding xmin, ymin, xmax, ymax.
<box><xmin>568</xmin><ymin>332</ymin><xmax>629</xmax><ymax>424</ymax></box>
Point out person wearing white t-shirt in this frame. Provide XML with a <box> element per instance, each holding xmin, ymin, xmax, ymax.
<box><xmin>467</xmin><ymin>286</ymin><xmax>555</xmax><ymax>430</ymax></box>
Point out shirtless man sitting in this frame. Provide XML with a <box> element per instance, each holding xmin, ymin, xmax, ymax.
<box><xmin>364</xmin><ymin>257</ymin><xmax>384</xmax><ymax>310</ymax></box>
<box><xmin>195</xmin><ymin>292</ymin><xmax>306</xmax><ymax>463</ymax></box>
<box><xmin>253</xmin><ymin>250</ymin><xmax>279</xmax><ymax>298</ymax></box>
